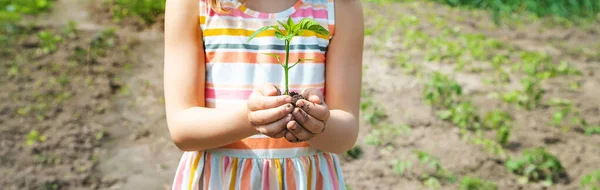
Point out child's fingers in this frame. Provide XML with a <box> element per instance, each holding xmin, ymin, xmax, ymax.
<box><xmin>284</xmin><ymin>131</ymin><xmax>299</xmax><ymax>143</ymax></box>
<box><xmin>300</xmin><ymin>88</ymin><xmax>324</xmax><ymax>104</ymax></box>
<box><xmin>292</xmin><ymin>108</ymin><xmax>325</xmax><ymax>134</ymax></box>
<box><xmin>249</xmin><ymin>104</ymin><xmax>293</xmax><ymax>125</ymax></box>
<box><xmin>295</xmin><ymin>99</ymin><xmax>330</xmax><ymax>122</ymax></box>
<box><xmin>256</xmin><ymin>83</ymin><xmax>280</xmax><ymax>96</ymax></box>
<box><xmin>255</xmin><ymin>114</ymin><xmax>292</xmax><ymax>136</ymax></box>
<box><xmin>248</xmin><ymin>94</ymin><xmax>292</xmax><ymax>111</ymax></box>
<box><xmin>286</xmin><ymin>120</ymin><xmax>313</xmax><ymax>141</ymax></box>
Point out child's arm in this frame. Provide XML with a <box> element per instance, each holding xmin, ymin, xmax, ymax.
<box><xmin>163</xmin><ymin>0</ymin><xmax>292</xmax><ymax>151</ymax></box>
<box><xmin>306</xmin><ymin>0</ymin><xmax>364</xmax><ymax>154</ymax></box>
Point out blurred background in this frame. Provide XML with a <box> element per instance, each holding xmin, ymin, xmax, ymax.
<box><xmin>1</xmin><ymin>0</ymin><xmax>599</xmax><ymax>189</ymax></box>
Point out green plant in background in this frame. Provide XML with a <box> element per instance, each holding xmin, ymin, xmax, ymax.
<box><xmin>365</xmin><ymin>123</ymin><xmax>411</xmax><ymax>146</ymax></box>
<box><xmin>248</xmin><ymin>17</ymin><xmax>330</xmax><ymax>95</ymax></box>
<box><xmin>502</xmin><ymin>77</ymin><xmax>544</xmax><ymax>110</ymax></box>
<box><xmin>438</xmin><ymin>101</ymin><xmax>481</xmax><ymax>132</ymax></box>
<box><xmin>37</xmin><ymin>30</ymin><xmax>62</xmax><ymax>54</ymax></box>
<box><xmin>25</xmin><ymin>129</ymin><xmax>47</xmax><ymax>146</ymax></box>
<box><xmin>472</xmin><ymin>136</ymin><xmax>506</xmax><ymax>158</ymax></box>
<box><xmin>0</xmin><ymin>0</ymin><xmax>53</xmax><ymax>24</ymax></box>
<box><xmin>585</xmin><ymin>126</ymin><xmax>600</xmax><ymax>136</ymax></box>
<box><xmin>344</xmin><ymin>145</ymin><xmax>363</xmax><ymax>160</ymax></box>
<box><xmin>506</xmin><ymin>147</ymin><xmax>566</xmax><ymax>186</ymax></box>
<box><xmin>459</xmin><ymin>176</ymin><xmax>498</xmax><ymax>190</ymax></box>
<box><xmin>90</xmin><ymin>28</ymin><xmax>117</xmax><ymax>57</ymax></box>
<box><xmin>393</xmin><ymin>150</ymin><xmax>457</xmax><ymax>188</ymax></box>
<box><xmin>432</xmin><ymin>0</ymin><xmax>600</xmax><ymax>24</ymax></box>
<box><xmin>109</xmin><ymin>0</ymin><xmax>165</xmax><ymax>24</ymax></box>
<box><xmin>423</xmin><ymin>72</ymin><xmax>463</xmax><ymax>109</ymax></box>
<box><xmin>483</xmin><ymin>110</ymin><xmax>512</xmax><ymax>145</ymax></box>
<box><xmin>549</xmin><ymin>98</ymin><xmax>587</xmax><ymax>132</ymax></box>
<box><xmin>581</xmin><ymin>170</ymin><xmax>600</xmax><ymax>190</ymax></box>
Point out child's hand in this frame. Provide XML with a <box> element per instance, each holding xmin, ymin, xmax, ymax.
<box><xmin>247</xmin><ymin>83</ymin><xmax>294</xmax><ymax>138</ymax></box>
<box><xmin>285</xmin><ymin>88</ymin><xmax>330</xmax><ymax>142</ymax></box>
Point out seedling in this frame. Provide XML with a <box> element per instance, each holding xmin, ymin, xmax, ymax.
<box><xmin>483</xmin><ymin>110</ymin><xmax>512</xmax><ymax>145</ymax></box>
<box><xmin>459</xmin><ymin>176</ymin><xmax>498</xmax><ymax>190</ymax></box>
<box><xmin>247</xmin><ymin>17</ymin><xmax>330</xmax><ymax>103</ymax></box>
<box><xmin>393</xmin><ymin>150</ymin><xmax>457</xmax><ymax>188</ymax></box>
<box><xmin>506</xmin><ymin>147</ymin><xmax>567</xmax><ymax>186</ymax></box>
<box><xmin>423</xmin><ymin>72</ymin><xmax>463</xmax><ymax>109</ymax></box>
<box><xmin>581</xmin><ymin>170</ymin><xmax>600</xmax><ymax>190</ymax></box>
<box><xmin>37</xmin><ymin>31</ymin><xmax>62</xmax><ymax>54</ymax></box>
<box><xmin>25</xmin><ymin>129</ymin><xmax>47</xmax><ymax>146</ymax></box>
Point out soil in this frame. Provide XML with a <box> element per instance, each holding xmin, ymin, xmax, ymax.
<box><xmin>289</xmin><ymin>91</ymin><xmax>306</xmax><ymax>107</ymax></box>
<box><xmin>1</xmin><ymin>0</ymin><xmax>599</xmax><ymax>190</ymax></box>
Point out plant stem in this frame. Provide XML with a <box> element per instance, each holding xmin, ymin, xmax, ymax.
<box><xmin>284</xmin><ymin>39</ymin><xmax>290</xmax><ymax>95</ymax></box>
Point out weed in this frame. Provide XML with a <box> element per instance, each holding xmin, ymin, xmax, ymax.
<box><xmin>581</xmin><ymin>170</ymin><xmax>600</xmax><ymax>190</ymax></box>
<box><xmin>344</xmin><ymin>146</ymin><xmax>363</xmax><ymax>160</ymax></box>
<box><xmin>459</xmin><ymin>176</ymin><xmax>498</xmax><ymax>190</ymax></box>
<box><xmin>585</xmin><ymin>126</ymin><xmax>600</xmax><ymax>136</ymax></box>
<box><xmin>37</xmin><ymin>30</ymin><xmax>62</xmax><ymax>54</ymax></box>
<box><xmin>502</xmin><ymin>77</ymin><xmax>544</xmax><ymax>110</ymax></box>
<box><xmin>423</xmin><ymin>72</ymin><xmax>463</xmax><ymax>109</ymax></box>
<box><xmin>438</xmin><ymin>101</ymin><xmax>481</xmax><ymax>132</ymax></box>
<box><xmin>506</xmin><ymin>148</ymin><xmax>566</xmax><ymax>186</ymax></box>
<box><xmin>483</xmin><ymin>110</ymin><xmax>512</xmax><ymax>145</ymax></box>
<box><xmin>109</xmin><ymin>0</ymin><xmax>165</xmax><ymax>24</ymax></box>
<box><xmin>396</xmin><ymin>150</ymin><xmax>457</xmax><ymax>188</ymax></box>
<box><xmin>433</xmin><ymin>0</ymin><xmax>600</xmax><ymax>24</ymax></box>
<box><xmin>25</xmin><ymin>129</ymin><xmax>47</xmax><ymax>146</ymax></box>
<box><xmin>90</xmin><ymin>28</ymin><xmax>117</xmax><ymax>57</ymax></box>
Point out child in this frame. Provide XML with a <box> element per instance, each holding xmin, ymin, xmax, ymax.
<box><xmin>164</xmin><ymin>0</ymin><xmax>363</xmax><ymax>189</ymax></box>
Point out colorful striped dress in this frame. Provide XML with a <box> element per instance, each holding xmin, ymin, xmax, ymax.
<box><xmin>171</xmin><ymin>0</ymin><xmax>345</xmax><ymax>189</ymax></box>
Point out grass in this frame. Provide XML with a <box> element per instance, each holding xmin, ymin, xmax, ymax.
<box><xmin>506</xmin><ymin>147</ymin><xmax>566</xmax><ymax>186</ymax></box>
<box><xmin>108</xmin><ymin>0</ymin><xmax>165</xmax><ymax>24</ymax></box>
<box><xmin>432</xmin><ymin>0</ymin><xmax>600</xmax><ymax>24</ymax></box>
<box><xmin>581</xmin><ymin>170</ymin><xmax>600</xmax><ymax>190</ymax></box>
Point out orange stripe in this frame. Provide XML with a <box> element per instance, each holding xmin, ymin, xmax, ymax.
<box><xmin>204</xmin><ymin>153</ymin><xmax>212</xmax><ymax>190</ymax></box>
<box><xmin>240</xmin><ymin>159</ymin><xmax>253</xmax><ymax>190</ymax></box>
<box><xmin>206</xmin><ymin>51</ymin><xmax>325</xmax><ymax>64</ymax></box>
<box><xmin>286</xmin><ymin>158</ymin><xmax>297</xmax><ymax>190</ymax></box>
<box><xmin>221</xmin><ymin>138</ymin><xmax>310</xmax><ymax>149</ymax></box>
<box><xmin>315</xmin><ymin>156</ymin><xmax>323</xmax><ymax>190</ymax></box>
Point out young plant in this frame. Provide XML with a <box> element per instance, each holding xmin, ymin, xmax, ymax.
<box><xmin>506</xmin><ymin>147</ymin><xmax>567</xmax><ymax>186</ymax></box>
<box><xmin>393</xmin><ymin>150</ymin><xmax>457</xmax><ymax>188</ymax></box>
<box><xmin>25</xmin><ymin>129</ymin><xmax>47</xmax><ymax>146</ymax></box>
<box><xmin>37</xmin><ymin>31</ymin><xmax>62</xmax><ymax>54</ymax></box>
<box><xmin>459</xmin><ymin>176</ymin><xmax>498</xmax><ymax>190</ymax></box>
<box><xmin>344</xmin><ymin>145</ymin><xmax>363</xmax><ymax>160</ymax></box>
<box><xmin>247</xmin><ymin>17</ymin><xmax>330</xmax><ymax>97</ymax></box>
<box><xmin>423</xmin><ymin>72</ymin><xmax>463</xmax><ymax>109</ymax></box>
<box><xmin>483</xmin><ymin>110</ymin><xmax>513</xmax><ymax>145</ymax></box>
<box><xmin>438</xmin><ymin>101</ymin><xmax>482</xmax><ymax>132</ymax></box>
<box><xmin>581</xmin><ymin>170</ymin><xmax>600</xmax><ymax>190</ymax></box>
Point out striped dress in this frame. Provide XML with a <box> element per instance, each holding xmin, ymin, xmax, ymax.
<box><xmin>171</xmin><ymin>0</ymin><xmax>346</xmax><ymax>189</ymax></box>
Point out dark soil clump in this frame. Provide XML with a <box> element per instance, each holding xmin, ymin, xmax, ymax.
<box><xmin>289</xmin><ymin>91</ymin><xmax>305</xmax><ymax>107</ymax></box>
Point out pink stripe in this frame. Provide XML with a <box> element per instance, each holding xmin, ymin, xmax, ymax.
<box><xmin>173</xmin><ymin>153</ymin><xmax>188</xmax><ymax>190</ymax></box>
<box><xmin>323</xmin><ymin>153</ymin><xmax>339</xmax><ymax>190</ymax></box>
<box><xmin>224</xmin><ymin>156</ymin><xmax>230</xmax><ymax>173</ymax></box>
<box><xmin>262</xmin><ymin>160</ymin><xmax>270</xmax><ymax>190</ymax></box>
<box><xmin>289</xmin><ymin>8</ymin><xmax>328</xmax><ymax>19</ymax></box>
<box><xmin>209</xmin><ymin>8</ymin><xmax>328</xmax><ymax>19</ymax></box>
<box><xmin>205</xmin><ymin>88</ymin><xmax>325</xmax><ymax>100</ymax></box>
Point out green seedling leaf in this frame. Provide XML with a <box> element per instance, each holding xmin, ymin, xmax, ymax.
<box><xmin>247</xmin><ymin>26</ymin><xmax>271</xmax><ymax>42</ymax></box>
<box><xmin>297</xmin><ymin>18</ymin><xmax>330</xmax><ymax>36</ymax></box>
<box><xmin>274</xmin><ymin>31</ymin><xmax>286</xmax><ymax>41</ymax></box>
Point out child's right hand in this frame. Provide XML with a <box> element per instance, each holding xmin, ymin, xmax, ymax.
<box><xmin>247</xmin><ymin>83</ymin><xmax>294</xmax><ymax>138</ymax></box>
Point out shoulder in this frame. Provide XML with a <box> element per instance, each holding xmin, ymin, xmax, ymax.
<box><xmin>332</xmin><ymin>0</ymin><xmax>364</xmax><ymax>37</ymax></box>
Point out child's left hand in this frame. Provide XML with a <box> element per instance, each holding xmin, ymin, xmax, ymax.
<box><xmin>284</xmin><ymin>88</ymin><xmax>330</xmax><ymax>143</ymax></box>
